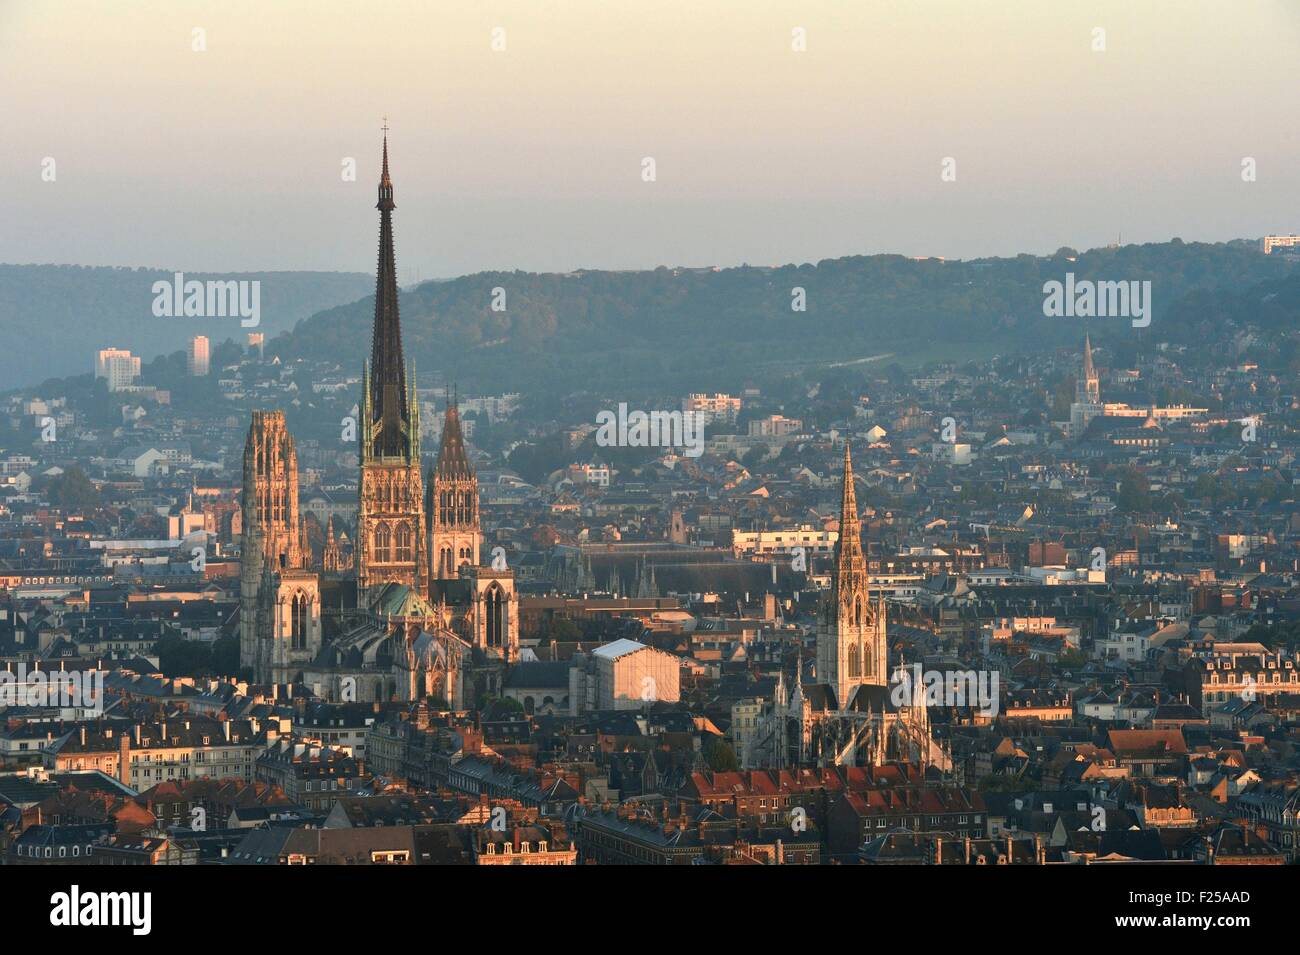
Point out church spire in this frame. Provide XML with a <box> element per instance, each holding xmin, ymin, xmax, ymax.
<box><xmin>1077</xmin><ymin>333</ymin><xmax>1100</xmax><ymax>404</ymax></box>
<box><xmin>836</xmin><ymin>443</ymin><xmax>864</xmax><ymax>579</ymax></box>
<box><xmin>368</xmin><ymin>123</ymin><xmax>410</xmax><ymax>460</ymax></box>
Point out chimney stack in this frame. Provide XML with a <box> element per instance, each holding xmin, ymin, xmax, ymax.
<box><xmin>118</xmin><ymin>733</ymin><xmax>130</xmax><ymax>786</ymax></box>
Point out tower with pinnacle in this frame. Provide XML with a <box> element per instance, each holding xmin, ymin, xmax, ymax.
<box><xmin>427</xmin><ymin>396</ymin><xmax>481</xmax><ymax>580</ymax></box>
<box><xmin>356</xmin><ymin>129</ymin><xmax>429</xmax><ymax>600</ymax></box>
<box><xmin>239</xmin><ymin>410</ymin><xmax>321</xmax><ymax>684</ymax></box>
<box><xmin>1070</xmin><ymin>333</ymin><xmax>1103</xmax><ymax>435</ymax></box>
<box><xmin>1077</xmin><ymin>333</ymin><xmax>1100</xmax><ymax>404</ymax></box>
<box><xmin>815</xmin><ymin>443</ymin><xmax>887</xmax><ymax>710</ymax></box>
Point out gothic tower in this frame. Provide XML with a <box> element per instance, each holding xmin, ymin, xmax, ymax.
<box><xmin>356</xmin><ymin>130</ymin><xmax>428</xmax><ymax>600</ymax></box>
<box><xmin>240</xmin><ymin>411</ymin><xmax>303</xmax><ymax>573</ymax></box>
<box><xmin>1077</xmin><ymin>333</ymin><xmax>1100</xmax><ymax>404</ymax></box>
<box><xmin>239</xmin><ymin>411</ymin><xmax>321</xmax><ymax>684</ymax></box>
<box><xmin>427</xmin><ymin>398</ymin><xmax>480</xmax><ymax>580</ymax></box>
<box><xmin>816</xmin><ymin>443</ymin><xmax>887</xmax><ymax>710</ymax></box>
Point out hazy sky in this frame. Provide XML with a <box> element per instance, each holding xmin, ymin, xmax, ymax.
<box><xmin>3</xmin><ymin>0</ymin><xmax>1298</xmax><ymax>279</ymax></box>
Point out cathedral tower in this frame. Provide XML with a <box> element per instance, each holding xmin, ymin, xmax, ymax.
<box><xmin>816</xmin><ymin>443</ymin><xmax>887</xmax><ymax>710</ymax></box>
<box><xmin>356</xmin><ymin>130</ymin><xmax>429</xmax><ymax>600</ymax></box>
<box><xmin>239</xmin><ymin>411</ymin><xmax>321</xmax><ymax>683</ymax></box>
<box><xmin>427</xmin><ymin>398</ymin><xmax>480</xmax><ymax>580</ymax></box>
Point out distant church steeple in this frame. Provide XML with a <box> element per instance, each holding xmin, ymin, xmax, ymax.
<box><xmin>1077</xmin><ymin>333</ymin><xmax>1100</xmax><ymax>404</ymax></box>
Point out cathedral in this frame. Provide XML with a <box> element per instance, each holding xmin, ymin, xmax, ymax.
<box><xmin>745</xmin><ymin>445</ymin><xmax>946</xmax><ymax>769</ymax></box>
<box><xmin>239</xmin><ymin>133</ymin><xmax>517</xmax><ymax>708</ymax></box>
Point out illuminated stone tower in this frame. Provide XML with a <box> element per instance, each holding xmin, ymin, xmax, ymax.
<box><xmin>239</xmin><ymin>411</ymin><xmax>320</xmax><ymax>684</ymax></box>
<box><xmin>356</xmin><ymin>129</ymin><xmax>429</xmax><ymax>600</ymax></box>
<box><xmin>427</xmin><ymin>398</ymin><xmax>480</xmax><ymax>580</ymax></box>
<box><xmin>815</xmin><ymin>444</ymin><xmax>887</xmax><ymax>710</ymax></box>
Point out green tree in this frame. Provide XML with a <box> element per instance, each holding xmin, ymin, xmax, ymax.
<box><xmin>211</xmin><ymin>636</ymin><xmax>241</xmax><ymax>676</ymax></box>
<box><xmin>46</xmin><ymin>466</ymin><xmax>100</xmax><ymax>512</ymax></box>
<box><xmin>703</xmin><ymin>738</ymin><xmax>739</xmax><ymax>772</ymax></box>
<box><xmin>1117</xmin><ymin>469</ymin><xmax>1151</xmax><ymax>513</ymax></box>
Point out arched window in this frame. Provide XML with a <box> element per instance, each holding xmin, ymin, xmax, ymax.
<box><xmin>440</xmin><ymin>547</ymin><xmax>453</xmax><ymax>577</ymax></box>
<box><xmin>847</xmin><ymin>641</ymin><xmax>860</xmax><ymax>678</ymax></box>
<box><xmin>485</xmin><ymin>584</ymin><xmax>506</xmax><ymax>648</ymax></box>
<box><xmin>292</xmin><ymin>593</ymin><xmax>307</xmax><ymax>649</ymax></box>
<box><xmin>395</xmin><ymin>523</ymin><xmax>412</xmax><ymax>563</ymax></box>
<box><xmin>375</xmin><ymin>523</ymin><xmax>392</xmax><ymax>563</ymax></box>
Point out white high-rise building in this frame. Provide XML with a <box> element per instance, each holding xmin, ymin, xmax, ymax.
<box><xmin>95</xmin><ymin>348</ymin><xmax>140</xmax><ymax>392</ymax></box>
<box><xmin>188</xmin><ymin>335</ymin><xmax>210</xmax><ymax>376</ymax></box>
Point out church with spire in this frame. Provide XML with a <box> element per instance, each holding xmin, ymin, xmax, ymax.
<box><xmin>240</xmin><ymin>129</ymin><xmax>517</xmax><ymax>707</ymax></box>
<box><xmin>356</xmin><ymin>129</ymin><xmax>428</xmax><ymax>599</ymax></box>
<box><xmin>744</xmin><ymin>444</ymin><xmax>944</xmax><ymax>770</ymax></box>
<box><xmin>1065</xmin><ymin>332</ymin><xmax>1207</xmax><ymax>437</ymax></box>
<box><xmin>1069</xmin><ymin>333</ymin><xmax>1103</xmax><ymax>435</ymax></box>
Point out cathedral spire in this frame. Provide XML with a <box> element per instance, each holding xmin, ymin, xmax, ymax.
<box><xmin>368</xmin><ymin>124</ymin><xmax>410</xmax><ymax>460</ymax></box>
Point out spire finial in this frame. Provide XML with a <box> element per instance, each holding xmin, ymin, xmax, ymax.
<box><xmin>379</xmin><ymin>120</ymin><xmax>393</xmax><ymax>194</ymax></box>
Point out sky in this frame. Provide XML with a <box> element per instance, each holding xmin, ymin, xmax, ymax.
<box><xmin>2</xmin><ymin>0</ymin><xmax>1298</xmax><ymax>279</ymax></box>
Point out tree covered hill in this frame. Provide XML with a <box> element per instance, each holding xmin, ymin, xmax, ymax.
<box><xmin>0</xmin><ymin>264</ymin><xmax>372</xmax><ymax>386</ymax></box>
<box><xmin>270</xmin><ymin>239</ymin><xmax>1294</xmax><ymax>398</ymax></box>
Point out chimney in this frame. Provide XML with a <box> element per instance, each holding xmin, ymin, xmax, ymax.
<box><xmin>79</xmin><ymin>726</ymin><xmax>86</xmax><ymax>746</ymax></box>
<box><xmin>1006</xmin><ymin>833</ymin><xmax>1014</xmax><ymax>862</ymax></box>
<box><xmin>934</xmin><ymin>836</ymin><xmax>943</xmax><ymax>865</ymax></box>
<box><xmin>964</xmin><ymin>835</ymin><xmax>971</xmax><ymax>865</ymax></box>
<box><xmin>118</xmin><ymin>733</ymin><xmax>130</xmax><ymax>786</ymax></box>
